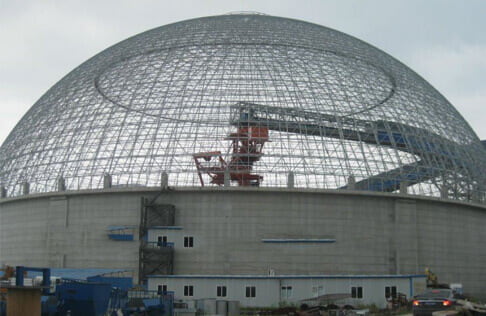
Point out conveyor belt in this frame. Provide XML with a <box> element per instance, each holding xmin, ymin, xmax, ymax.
<box><xmin>230</xmin><ymin>102</ymin><xmax>468</xmax><ymax>192</ymax></box>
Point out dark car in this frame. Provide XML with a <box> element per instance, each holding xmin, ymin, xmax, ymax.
<box><xmin>412</xmin><ymin>289</ymin><xmax>456</xmax><ymax>316</ymax></box>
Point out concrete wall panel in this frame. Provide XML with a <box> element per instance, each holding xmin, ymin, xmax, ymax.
<box><xmin>1</xmin><ymin>187</ymin><xmax>485</xmax><ymax>297</ymax></box>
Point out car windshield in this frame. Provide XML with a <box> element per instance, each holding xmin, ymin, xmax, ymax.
<box><xmin>416</xmin><ymin>289</ymin><xmax>452</xmax><ymax>299</ymax></box>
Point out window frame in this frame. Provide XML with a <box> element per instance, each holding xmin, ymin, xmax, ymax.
<box><xmin>385</xmin><ymin>286</ymin><xmax>397</xmax><ymax>299</ymax></box>
<box><xmin>217</xmin><ymin>285</ymin><xmax>227</xmax><ymax>297</ymax></box>
<box><xmin>351</xmin><ymin>286</ymin><xmax>363</xmax><ymax>299</ymax></box>
<box><xmin>312</xmin><ymin>285</ymin><xmax>324</xmax><ymax>297</ymax></box>
<box><xmin>281</xmin><ymin>285</ymin><xmax>293</xmax><ymax>299</ymax></box>
<box><xmin>157</xmin><ymin>284</ymin><xmax>167</xmax><ymax>294</ymax></box>
<box><xmin>157</xmin><ymin>235</ymin><xmax>168</xmax><ymax>246</ymax></box>
<box><xmin>184</xmin><ymin>285</ymin><xmax>194</xmax><ymax>297</ymax></box>
<box><xmin>183</xmin><ymin>236</ymin><xmax>194</xmax><ymax>248</ymax></box>
<box><xmin>245</xmin><ymin>285</ymin><xmax>256</xmax><ymax>298</ymax></box>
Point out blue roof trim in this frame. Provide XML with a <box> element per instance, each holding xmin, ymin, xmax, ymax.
<box><xmin>107</xmin><ymin>225</ymin><xmax>136</xmax><ymax>231</ymax></box>
<box><xmin>147</xmin><ymin>274</ymin><xmax>426</xmax><ymax>280</ymax></box>
<box><xmin>27</xmin><ymin>268</ymin><xmax>128</xmax><ymax>280</ymax></box>
<box><xmin>262</xmin><ymin>238</ymin><xmax>336</xmax><ymax>243</ymax></box>
<box><xmin>148</xmin><ymin>226</ymin><xmax>183</xmax><ymax>230</ymax></box>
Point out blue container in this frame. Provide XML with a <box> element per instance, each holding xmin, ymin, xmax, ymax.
<box><xmin>56</xmin><ymin>280</ymin><xmax>112</xmax><ymax>316</ymax></box>
<box><xmin>41</xmin><ymin>295</ymin><xmax>59</xmax><ymax>316</ymax></box>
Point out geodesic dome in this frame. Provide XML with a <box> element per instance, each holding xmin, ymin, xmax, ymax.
<box><xmin>1</xmin><ymin>13</ymin><xmax>485</xmax><ymax>201</ymax></box>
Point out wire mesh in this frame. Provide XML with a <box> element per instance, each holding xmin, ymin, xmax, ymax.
<box><xmin>0</xmin><ymin>13</ymin><xmax>485</xmax><ymax>203</ymax></box>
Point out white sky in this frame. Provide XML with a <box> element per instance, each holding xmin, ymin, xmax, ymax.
<box><xmin>0</xmin><ymin>0</ymin><xmax>485</xmax><ymax>144</ymax></box>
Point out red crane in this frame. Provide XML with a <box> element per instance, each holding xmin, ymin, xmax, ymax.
<box><xmin>193</xmin><ymin>125</ymin><xmax>269</xmax><ymax>186</ymax></box>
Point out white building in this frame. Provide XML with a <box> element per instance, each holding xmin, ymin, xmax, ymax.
<box><xmin>147</xmin><ymin>274</ymin><xmax>426</xmax><ymax>308</ymax></box>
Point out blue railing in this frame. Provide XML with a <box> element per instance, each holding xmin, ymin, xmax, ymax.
<box><xmin>107</xmin><ymin>225</ymin><xmax>135</xmax><ymax>241</ymax></box>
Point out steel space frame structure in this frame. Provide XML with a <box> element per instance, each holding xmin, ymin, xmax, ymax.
<box><xmin>0</xmin><ymin>13</ymin><xmax>485</xmax><ymax>203</ymax></box>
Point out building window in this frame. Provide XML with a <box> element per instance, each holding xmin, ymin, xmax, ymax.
<box><xmin>184</xmin><ymin>285</ymin><xmax>194</xmax><ymax>297</ymax></box>
<box><xmin>157</xmin><ymin>236</ymin><xmax>168</xmax><ymax>246</ymax></box>
<box><xmin>217</xmin><ymin>286</ymin><xmax>227</xmax><ymax>297</ymax></box>
<box><xmin>157</xmin><ymin>284</ymin><xmax>167</xmax><ymax>294</ymax></box>
<box><xmin>184</xmin><ymin>236</ymin><xmax>194</xmax><ymax>248</ymax></box>
<box><xmin>312</xmin><ymin>285</ymin><xmax>324</xmax><ymax>297</ymax></box>
<box><xmin>281</xmin><ymin>286</ymin><xmax>292</xmax><ymax>299</ymax></box>
<box><xmin>245</xmin><ymin>286</ymin><xmax>256</xmax><ymax>298</ymax></box>
<box><xmin>351</xmin><ymin>286</ymin><xmax>363</xmax><ymax>299</ymax></box>
<box><xmin>385</xmin><ymin>286</ymin><xmax>397</xmax><ymax>299</ymax></box>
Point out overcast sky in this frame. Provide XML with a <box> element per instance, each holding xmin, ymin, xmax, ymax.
<box><xmin>1</xmin><ymin>0</ymin><xmax>485</xmax><ymax>144</ymax></box>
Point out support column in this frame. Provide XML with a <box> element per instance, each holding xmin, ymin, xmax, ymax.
<box><xmin>57</xmin><ymin>177</ymin><xmax>66</xmax><ymax>191</ymax></box>
<box><xmin>22</xmin><ymin>182</ymin><xmax>30</xmax><ymax>195</ymax></box>
<box><xmin>347</xmin><ymin>175</ymin><xmax>356</xmax><ymax>190</ymax></box>
<box><xmin>224</xmin><ymin>170</ymin><xmax>230</xmax><ymax>187</ymax></box>
<box><xmin>1</xmin><ymin>186</ymin><xmax>6</xmax><ymax>198</ymax></box>
<box><xmin>440</xmin><ymin>185</ymin><xmax>448</xmax><ymax>199</ymax></box>
<box><xmin>161</xmin><ymin>171</ymin><xmax>168</xmax><ymax>190</ymax></box>
<box><xmin>400</xmin><ymin>181</ymin><xmax>408</xmax><ymax>194</ymax></box>
<box><xmin>287</xmin><ymin>171</ymin><xmax>294</xmax><ymax>189</ymax></box>
<box><xmin>103</xmin><ymin>173</ymin><xmax>112</xmax><ymax>189</ymax></box>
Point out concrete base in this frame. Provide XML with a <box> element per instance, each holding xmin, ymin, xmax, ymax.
<box><xmin>1</xmin><ymin>187</ymin><xmax>485</xmax><ymax>299</ymax></box>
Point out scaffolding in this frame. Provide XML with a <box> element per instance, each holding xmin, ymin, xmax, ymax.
<box><xmin>139</xmin><ymin>199</ymin><xmax>175</xmax><ymax>282</ymax></box>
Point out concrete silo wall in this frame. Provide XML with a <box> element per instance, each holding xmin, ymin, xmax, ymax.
<box><xmin>0</xmin><ymin>187</ymin><xmax>485</xmax><ymax>297</ymax></box>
